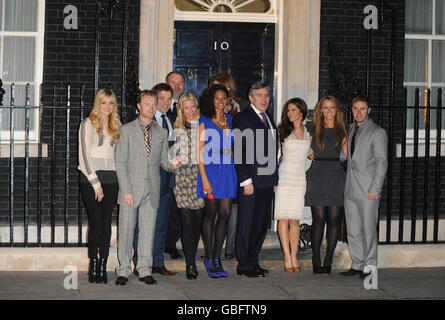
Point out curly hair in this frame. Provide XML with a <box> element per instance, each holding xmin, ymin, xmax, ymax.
<box><xmin>199</xmin><ymin>84</ymin><xmax>229</xmax><ymax>119</ymax></box>
<box><xmin>88</xmin><ymin>88</ymin><xmax>120</xmax><ymax>143</ymax></box>
<box><xmin>277</xmin><ymin>97</ymin><xmax>308</xmax><ymax>144</ymax></box>
<box><xmin>174</xmin><ymin>92</ymin><xmax>200</xmax><ymax>130</ymax></box>
<box><xmin>313</xmin><ymin>95</ymin><xmax>347</xmax><ymax>151</ymax></box>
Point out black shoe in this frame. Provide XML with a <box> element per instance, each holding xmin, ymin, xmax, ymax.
<box><xmin>115</xmin><ymin>276</ymin><xmax>128</xmax><ymax>286</ymax></box>
<box><xmin>133</xmin><ymin>269</ymin><xmax>139</xmax><ymax>277</ymax></box>
<box><xmin>139</xmin><ymin>275</ymin><xmax>157</xmax><ymax>285</ymax></box>
<box><xmin>224</xmin><ymin>252</ymin><xmax>234</xmax><ymax>259</ymax></box>
<box><xmin>98</xmin><ymin>258</ymin><xmax>108</xmax><ymax>283</ymax></box>
<box><xmin>88</xmin><ymin>258</ymin><xmax>99</xmax><ymax>283</ymax></box>
<box><xmin>165</xmin><ymin>247</ymin><xmax>183</xmax><ymax>259</ymax></box>
<box><xmin>186</xmin><ymin>264</ymin><xmax>198</xmax><ymax>280</ymax></box>
<box><xmin>321</xmin><ymin>265</ymin><xmax>331</xmax><ymax>274</ymax></box>
<box><xmin>237</xmin><ymin>269</ymin><xmax>264</xmax><ymax>278</ymax></box>
<box><xmin>255</xmin><ymin>265</ymin><xmax>269</xmax><ymax>275</ymax></box>
<box><xmin>313</xmin><ymin>265</ymin><xmax>323</xmax><ymax>274</ymax></box>
<box><xmin>359</xmin><ymin>271</ymin><xmax>372</xmax><ymax>279</ymax></box>
<box><xmin>339</xmin><ymin>269</ymin><xmax>363</xmax><ymax>277</ymax></box>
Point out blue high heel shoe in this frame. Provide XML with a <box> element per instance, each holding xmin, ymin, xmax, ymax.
<box><xmin>214</xmin><ymin>258</ymin><xmax>228</xmax><ymax>277</ymax></box>
<box><xmin>203</xmin><ymin>258</ymin><xmax>221</xmax><ymax>278</ymax></box>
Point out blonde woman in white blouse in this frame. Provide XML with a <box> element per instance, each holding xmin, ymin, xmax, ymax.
<box><xmin>78</xmin><ymin>88</ymin><xmax>120</xmax><ymax>284</ymax></box>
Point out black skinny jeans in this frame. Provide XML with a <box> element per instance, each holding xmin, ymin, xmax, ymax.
<box><xmin>80</xmin><ymin>181</ymin><xmax>118</xmax><ymax>260</ymax></box>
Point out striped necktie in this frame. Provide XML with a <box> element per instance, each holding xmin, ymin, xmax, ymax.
<box><xmin>144</xmin><ymin>124</ymin><xmax>151</xmax><ymax>159</ymax></box>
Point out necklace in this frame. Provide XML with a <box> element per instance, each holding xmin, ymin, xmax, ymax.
<box><xmin>213</xmin><ymin>115</ymin><xmax>227</xmax><ymax>126</ymax></box>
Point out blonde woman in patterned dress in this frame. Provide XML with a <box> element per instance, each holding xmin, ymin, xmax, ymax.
<box><xmin>274</xmin><ymin>98</ymin><xmax>311</xmax><ymax>273</ymax></box>
<box><xmin>173</xmin><ymin>92</ymin><xmax>205</xmax><ymax>280</ymax></box>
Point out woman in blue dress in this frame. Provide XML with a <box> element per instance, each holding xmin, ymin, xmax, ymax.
<box><xmin>197</xmin><ymin>84</ymin><xmax>238</xmax><ymax>278</ymax></box>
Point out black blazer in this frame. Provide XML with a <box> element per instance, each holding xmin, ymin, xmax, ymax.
<box><xmin>233</xmin><ymin>105</ymin><xmax>278</xmax><ymax>189</ymax></box>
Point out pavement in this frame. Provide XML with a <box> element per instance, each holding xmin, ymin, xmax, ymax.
<box><xmin>0</xmin><ymin>248</ymin><xmax>444</xmax><ymax>301</ymax></box>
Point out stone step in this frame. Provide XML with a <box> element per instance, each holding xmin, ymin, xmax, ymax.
<box><xmin>1</xmin><ymin>242</ymin><xmax>445</xmax><ymax>271</ymax></box>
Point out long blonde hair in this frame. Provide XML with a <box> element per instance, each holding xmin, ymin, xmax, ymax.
<box><xmin>89</xmin><ymin>88</ymin><xmax>120</xmax><ymax>143</ymax></box>
<box><xmin>174</xmin><ymin>92</ymin><xmax>200</xmax><ymax>130</ymax></box>
<box><xmin>313</xmin><ymin>96</ymin><xmax>347</xmax><ymax>151</ymax></box>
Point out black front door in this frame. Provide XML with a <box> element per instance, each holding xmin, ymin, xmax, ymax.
<box><xmin>173</xmin><ymin>21</ymin><xmax>275</xmax><ymax>114</ymax></box>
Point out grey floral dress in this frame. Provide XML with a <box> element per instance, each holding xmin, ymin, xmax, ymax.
<box><xmin>173</xmin><ymin>121</ymin><xmax>205</xmax><ymax>209</ymax></box>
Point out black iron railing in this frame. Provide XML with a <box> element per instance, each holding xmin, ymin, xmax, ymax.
<box><xmin>0</xmin><ymin>84</ymin><xmax>444</xmax><ymax>247</ymax></box>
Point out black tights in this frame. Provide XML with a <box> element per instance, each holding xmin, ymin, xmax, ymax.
<box><xmin>202</xmin><ymin>198</ymin><xmax>233</xmax><ymax>259</ymax></box>
<box><xmin>311</xmin><ymin>206</ymin><xmax>343</xmax><ymax>267</ymax></box>
<box><xmin>180</xmin><ymin>207</ymin><xmax>205</xmax><ymax>266</ymax></box>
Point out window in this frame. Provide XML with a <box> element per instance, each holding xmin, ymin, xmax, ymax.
<box><xmin>175</xmin><ymin>0</ymin><xmax>272</xmax><ymax>13</ymax></box>
<box><xmin>0</xmin><ymin>0</ymin><xmax>45</xmax><ymax>143</ymax></box>
<box><xmin>174</xmin><ymin>0</ymin><xmax>278</xmax><ymax>23</ymax></box>
<box><xmin>404</xmin><ymin>0</ymin><xmax>445</xmax><ymax>141</ymax></box>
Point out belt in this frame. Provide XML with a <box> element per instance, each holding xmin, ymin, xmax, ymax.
<box><xmin>312</xmin><ymin>158</ymin><xmax>341</xmax><ymax>161</ymax></box>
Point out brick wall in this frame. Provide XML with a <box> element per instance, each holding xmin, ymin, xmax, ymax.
<box><xmin>0</xmin><ymin>0</ymin><xmax>140</xmax><ymax>232</ymax></box>
<box><xmin>319</xmin><ymin>0</ymin><xmax>445</xmax><ymax>222</ymax></box>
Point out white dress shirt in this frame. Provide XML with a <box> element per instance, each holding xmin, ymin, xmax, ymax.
<box><xmin>155</xmin><ymin>110</ymin><xmax>173</xmax><ymax>141</ymax></box>
<box><xmin>239</xmin><ymin>104</ymin><xmax>275</xmax><ymax>187</ymax></box>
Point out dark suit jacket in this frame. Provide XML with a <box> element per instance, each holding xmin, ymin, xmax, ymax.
<box><xmin>233</xmin><ymin>105</ymin><xmax>278</xmax><ymax>189</ymax></box>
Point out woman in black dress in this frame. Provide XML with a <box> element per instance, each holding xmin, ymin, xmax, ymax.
<box><xmin>305</xmin><ymin>96</ymin><xmax>347</xmax><ymax>274</ymax></box>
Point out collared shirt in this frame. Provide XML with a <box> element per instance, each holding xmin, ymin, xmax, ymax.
<box><xmin>170</xmin><ymin>100</ymin><xmax>178</xmax><ymax>112</ymax></box>
<box><xmin>155</xmin><ymin>110</ymin><xmax>173</xmax><ymax>140</ymax></box>
<box><xmin>138</xmin><ymin>116</ymin><xmax>153</xmax><ymax>141</ymax></box>
<box><xmin>239</xmin><ymin>104</ymin><xmax>275</xmax><ymax>187</ymax></box>
<box><xmin>352</xmin><ymin>117</ymin><xmax>372</xmax><ymax>142</ymax></box>
<box><xmin>250</xmin><ymin>103</ymin><xmax>275</xmax><ymax>139</ymax></box>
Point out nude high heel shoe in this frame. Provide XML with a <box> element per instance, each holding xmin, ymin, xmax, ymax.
<box><xmin>284</xmin><ymin>266</ymin><xmax>293</xmax><ymax>273</ymax></box>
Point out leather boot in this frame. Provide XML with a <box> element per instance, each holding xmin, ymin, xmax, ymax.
<box><xmin>186</xmin><ymin>264</ymin><xmax>198</xmax><ymax>280</ymax></box>
<box><xmin>98</xmin><ymin>258</ymin><xmax>107</xmax><ymax>283</ymax></box>
<box><xmin>88</xmin><ymin>258</ymin><xmax>99</xmax><ymax>283</ymax></box>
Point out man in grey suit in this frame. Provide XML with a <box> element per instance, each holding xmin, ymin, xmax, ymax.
<box><xmin>340</xmin><ymin>95</ymin><xmax>388</xmax><ymax>279</ymax></box>
<box><xmin>115</xmin><ymin>90</ymin><xmax>179</xmax><ymax>286</ymax></box>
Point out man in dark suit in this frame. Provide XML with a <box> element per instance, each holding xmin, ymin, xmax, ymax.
<box><xmin>164</xmin><ymin>71</ymin><xmax>186</xmax><ymax>259</ymax></box>
<box><xmin>232</xmin><ymin>81</ymin><xmax>278</xmax><ymax>278</ymax></box>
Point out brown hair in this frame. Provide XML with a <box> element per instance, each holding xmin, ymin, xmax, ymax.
<box><xmin>278</xmin><ymin>97</ymin><xmax>308</xmax><ymax>144</ymax></box>
<box><xmin>313</xmin><ymin>96</ymin><xmax>347</xmax><ymax>151</ymax></box>
<box><xmin>209</xmin><ymin>72</ymin><xmax>237</xmax><ymax>101</ymax></box>
<box><xmin>151</xmin><ymin>83</ymin><xmax>173</xmax><ymax>96</ymax></box>
<box><xmin>138</xmin><ymin>89</ymin><xmax>157</xmax><ymax>104</ymax></box>
<box><xmin>352</xmin><ymin>94</ymin><xmax>370</xmax><ymax>107</ymax></box>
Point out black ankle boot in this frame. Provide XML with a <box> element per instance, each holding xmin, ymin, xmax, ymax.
<box><xmin>186</xmin><ymin>264</ymin><xmax>198</xmax><ymax>280</ymax></box>
<box><xmin>88</xmin><ymin>258</ymin><xmax>99</xmax><ymax>283</ymax></box>
<box><xmin>312</xmin><ymin>265</ymin><xmax>323</xmax><ymax>274</ymax></box>
<box><xmin>98</xmin><ymin>258</ymin><xmax>108</xmax><ymax>283</ymax></box>
<box><xmin>321</xmin><ymin>265</ymin><xmax>331</xmax><ymax>274</ymax></box>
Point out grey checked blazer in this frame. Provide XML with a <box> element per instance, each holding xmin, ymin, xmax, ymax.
<box><xmin>344</xmin><ymin>118</ymin><xmax>388</xmax><ymax>199</ymax></box>
<box><xmin>115</xmin><ymin>118</ymin><xmax>173</xmax><ymax>209</ymax></box>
